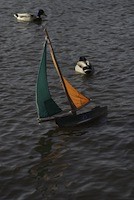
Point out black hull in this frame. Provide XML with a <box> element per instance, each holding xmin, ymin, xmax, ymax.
<box><xmin>55</xmin><ymin>106</ymin><xmax>107</xmax><ymax>128</ymax></box>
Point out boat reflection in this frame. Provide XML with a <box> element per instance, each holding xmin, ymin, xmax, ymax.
<box><xmin>29</xmin><ymin>129</ymin><xmax>71</xmax><ymax>198</ymax></box>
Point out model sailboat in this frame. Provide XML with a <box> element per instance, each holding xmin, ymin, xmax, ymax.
<box><xmin>36</xmin><ymin>29</ymin><xmax>107</xmax><ymax>127</ymax></box>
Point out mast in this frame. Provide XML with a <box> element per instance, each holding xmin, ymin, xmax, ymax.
<box><xmin>44</xmin><ymin>28</ymin><xmax>76</xmax><ymax>114</ymax></box>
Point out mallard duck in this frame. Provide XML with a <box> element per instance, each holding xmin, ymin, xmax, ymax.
<box><xmin>14</xmin><ymin>9</ymin><xmax>46</xmax><ymax>22</ymax></box>
<box><xmin>75</xmin><ymin>56</ymin><xmax>94</xmax><ymax>75</ymax></box>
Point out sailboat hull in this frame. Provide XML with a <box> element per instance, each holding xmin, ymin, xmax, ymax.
<box><xmin>55</xmin><ymin>106</ymin><xmax>107</xmax><ymax>128</ymax></box>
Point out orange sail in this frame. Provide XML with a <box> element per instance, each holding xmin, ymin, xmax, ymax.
<box><xmin>63</xmin><ymin>77</ymin><xmax>90</xmax><ymax>109</ymax></box>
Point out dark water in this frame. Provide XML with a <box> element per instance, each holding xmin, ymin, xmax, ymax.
<box><xmin>0</xmin><ymin>0</ymin><xmax>134</xmax><ymax>199</ymax></box>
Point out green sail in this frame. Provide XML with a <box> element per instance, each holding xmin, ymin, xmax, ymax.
<box><xmin>36</xmin><ymin>41</ymin><xmax>62</xmax><ymax>119</ymax></box>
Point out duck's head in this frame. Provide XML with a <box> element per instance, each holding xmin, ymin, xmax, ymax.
<box><xmin>79</xmin><ymin>56</ymin><xmax>87</xmax><ymax>61</ymax></box>
<box><xmin>38</xmin><ymin>9</ymin><xmax>47</xmax><ymax>17</ymax></box>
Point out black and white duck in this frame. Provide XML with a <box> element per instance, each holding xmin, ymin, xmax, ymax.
<box><xmin>75</xmin><ymin>56</ymin><xmax>94</xmax><ymax>75</ymax></box>
<box><xmin>14</xmin><ymin>9</ymin><xmax>46</xmax><ymax>23</ymax></box>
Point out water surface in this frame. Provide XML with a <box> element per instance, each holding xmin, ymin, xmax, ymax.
<box><xmin>0</xmin><ymin>0</ymin><xmax>134</xmax><ymax>199</ymax></box>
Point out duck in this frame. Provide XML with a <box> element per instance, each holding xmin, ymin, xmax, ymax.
<box><xmin>75</xmin><ymin>56</ymin><xmax>94</xmax><ymax>75</ymax></box>
<box><xmin>13</xmin><ymin>9</ymin><xmax>46</xmax><ymax>23</ymax></box>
